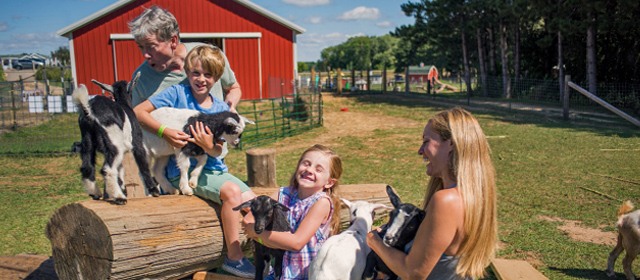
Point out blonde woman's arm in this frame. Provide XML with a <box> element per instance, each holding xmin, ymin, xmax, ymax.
<box><xmin>367</xmin><ymin>190</ymin><xmax>464</xmax><ymax>280</ymax></box>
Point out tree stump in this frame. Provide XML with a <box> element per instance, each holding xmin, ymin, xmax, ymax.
<box><xmin>45</xmin><ymin>184</ymin><xmax>391</xmax><ymax>280</ymax></box>
<box><xmin>246</xmin><ymin>148</ymin><xmax>277</xmax><ymax>188</ymax></box>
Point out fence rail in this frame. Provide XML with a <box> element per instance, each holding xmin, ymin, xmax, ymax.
<box><xmin>1</xmin><ymin>72</ymin><xmax>638</xmax><ymax>155</ymax></box>
<box><xmin>0</xmin><ymin>77</ymin><xmax>322</xmax><ymax>155</ymax></box>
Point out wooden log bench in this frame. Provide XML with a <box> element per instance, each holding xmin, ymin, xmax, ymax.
<box><xmin>45</xmin><ymin>184</ymin><xmax>391</xmax><ymax>280</ymax></box>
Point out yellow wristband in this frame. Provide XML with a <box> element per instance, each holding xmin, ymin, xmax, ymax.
<box><xmin>256</xmin><ymin>238</ymin><xmax>263</xmax><ymax>245</ymax></box>
<box><xmin>157</xmin><ymin>125</ymin><xmax>166</xmax><ymax>138</ymax></box>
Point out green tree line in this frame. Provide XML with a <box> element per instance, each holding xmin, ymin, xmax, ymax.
<box><xmin>302</xmin><ymin>0</ymin><xmax>640</xmax><ymax>97</ymax></box>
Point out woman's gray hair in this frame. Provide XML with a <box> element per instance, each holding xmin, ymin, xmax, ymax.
<box><xmin>128</xmin><ymin>6</ymin><xmax>180</xmax><ymax>43</ymax></box>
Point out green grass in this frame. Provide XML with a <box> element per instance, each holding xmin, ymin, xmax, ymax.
<box><xmin>1</xmin><ymin>92</ymin><xmax>639</xmax><ymax>279</ymax></box>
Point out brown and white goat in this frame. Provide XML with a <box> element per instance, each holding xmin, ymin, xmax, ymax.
<box><xmin>606</xmin><ymin>200</ymin><xmax>640</xmax><ymax>280</ymax></box>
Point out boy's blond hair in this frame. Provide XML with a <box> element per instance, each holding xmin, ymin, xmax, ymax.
<box><xmin>184</xmin><ymin>45</ymin><xmax>225</xmax><ymax>81</ymax></box>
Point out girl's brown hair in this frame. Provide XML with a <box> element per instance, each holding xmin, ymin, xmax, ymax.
<box><xmin>289</xmin><ymin>144</ymin><xmax>343</xmax><ymax>235</ymax></box>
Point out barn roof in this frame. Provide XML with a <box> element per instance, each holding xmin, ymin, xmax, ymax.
<box><xmin>408</xmin><ymin>65</ymin><xmax>437</xmax><ymax>75</ymax></box>
<box><xmin>57</xmin><ymin>0</ymin><xmax>306</xmax><ymax>37</ymax></box>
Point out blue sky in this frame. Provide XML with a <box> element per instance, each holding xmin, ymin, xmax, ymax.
<box><xmin>0</xmin><ymin>0</ymin><xmax>414</xmax><ymax>62</ymax></box>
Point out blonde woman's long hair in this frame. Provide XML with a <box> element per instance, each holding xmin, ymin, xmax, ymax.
<box><xmin>421</xmin><ymin>107</ymin><xmax>497</xmax><ymax>278</ymax></box>
<box><xmin>289</xmin><ymin>144</ymin><xmax>343</xmax><ymax>235</ymax></box>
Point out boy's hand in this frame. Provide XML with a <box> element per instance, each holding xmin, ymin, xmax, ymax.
<box><xmin>163</xmin><ymin>128</ymin><xmax>189</xmax><ymax>148</ymax></box>
<box><xmin>188</xmin><ymin>121</ymin><xmax>214</xmax><ymax>151</ymax></box>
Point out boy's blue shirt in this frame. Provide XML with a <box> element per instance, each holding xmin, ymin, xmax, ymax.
<box><xmin>149</xmin><ymin>84</ymin><xmax>230</xmax><ymax>178</ymax></box>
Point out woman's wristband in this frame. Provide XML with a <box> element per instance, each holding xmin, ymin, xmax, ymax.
<box><xmin>157</xmin><ymin>125</ymin><xmax>167</xmax><ymax>138</ymax></box>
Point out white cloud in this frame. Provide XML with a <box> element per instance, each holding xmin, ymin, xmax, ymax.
<box><xmin>282</xmin><ymin>0</ymin><xmax>330</xmax><ymax>7</ymax></box>
<box><xmin>306</xmin><ymin>16</ymin><xmax>322</xmax><ymax>24</ymax></box>
<box><xmin>376</xmin><ymin>21</ymin><xmax>392</xmax><ymax>27</ymax></box>
<box><xmin>337</xmin><ymin>6</ymin><xmax>381</xmax><ymax>21</ymax></box>
<box><xmin>297</xmin><ymin>32</ymin><xmax>364</xmax><ymax>61</ymax></box>
<box><xmin>0</xmin><ymin>32</ymin><xmax>68</xmax><ymax>54</ymax></box>
<box><xmin>0</xmin><ymin>22</ymin><xmax>8</xmax><ymax>32</ymax></box>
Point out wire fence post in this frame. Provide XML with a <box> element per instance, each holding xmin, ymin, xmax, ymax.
<box><xmin>563</xmin><ymin>75</ymin><xmax>570</xmax><ymax>121</ymax></box>
<box><xmin>11</xmin><ymin>81</ymin><xmax>17</xmax><ymax>131</ymax></box>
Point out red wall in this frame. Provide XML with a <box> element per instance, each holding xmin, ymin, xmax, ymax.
<box><xmin>71</xmin><ymin>0</ymin><xmax>296</xmax><ymax>99</ymax></box>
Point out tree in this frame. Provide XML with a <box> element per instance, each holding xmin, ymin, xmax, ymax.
<box><xmin>297</xmin><ymin>62</ymin><xmax>309</xmax><ymax>72</ymax></box>
<box><xmin>51</xmin><ymin>46</ymin><xmax>70</xmax><ymax>65</ymax></box>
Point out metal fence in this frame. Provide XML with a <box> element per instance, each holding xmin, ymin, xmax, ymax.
<box><xmin>0</xmin><ymin>78</ymin><xmax>322</xmax><ymax>155</ymax></box>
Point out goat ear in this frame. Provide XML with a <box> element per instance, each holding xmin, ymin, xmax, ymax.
<box><xmin>127</xmin><ymin>72</ymin><xmax>141</xmax><ymax>93</ymax></box>
<box><xmin>91</xmin><ymin>79</ymin><xmax>114</xmax><ymax>93</ymax></box>
<box><xmin>232</xmin><ymin>199</ymin><xmax>254</xmax><ymax>211</ymax></box>
<box><xmin>386</xmin><ymin>185</ymin><xmax>402</xmax><ymax>208</ymax></box>
<box><xmin>240</xmin><ymin>115</ymin><xmax>255</xmax><ymax>125</ymax></box>
<box><xmin>276</xmin><ymin>202</ymin><xmax>290</xmax><ymax>212</ymax></box>
<box><xmin>373</xmin><ymin>203</ymin><xmax>392</xmax><ymax>211</ymax></box>
<box><xmin>224</xmin><ymin>117</ymin><xmax>240</xmax><ymax>128</ymax></box>
<box><xmin>340</xmin><ymin>198</ymin><xmax>352</xmax><ymax>209</ymax></box>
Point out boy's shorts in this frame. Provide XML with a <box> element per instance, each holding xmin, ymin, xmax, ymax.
<box><xmin>169</xmin><ymin>169</ymin><xmax>251</xmax><ymax>204</ymax></box>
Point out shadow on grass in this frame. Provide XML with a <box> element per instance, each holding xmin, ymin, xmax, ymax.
<box><xmin>548</xmin><ymin>266</ymin><xmax>625</xmax><ymax>279</ymax></box>
<box><xmin>337</xmin><ymin>91</ymin><xmax>640</xmax><ymax>139</ymax></box>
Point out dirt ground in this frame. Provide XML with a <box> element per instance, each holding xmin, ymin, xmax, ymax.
<box><xmin>537</xmin><ymin>215</ymin><xmax>617</xmax><ymax>246</ymax></box>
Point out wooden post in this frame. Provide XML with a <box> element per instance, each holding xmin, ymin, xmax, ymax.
<box><xmin>11</xmin><ymin>80</ymin><xmax>17</xmax><ymax>131</ymax></box>
<box><xmin>366</xmin><ymin>67</ymin><xmax>371</xmax><ymax>91</ymax></box>
<box><xmin>405</xmin><ymin>67</ymin><xmax>410</xmax><ymax>93</ymax></box>
<box><xmin>337</xmin><ymin>68</ymin><xmax>343</xmax><ymax>94</ymax></box>
<box><xmin>351</xmin><ymin>68</ymin><xmax>355</xmax><ymax>91</ymax></box>
<box><xmin>246</xmin><ymin>148</ymin><xmax>277</xmax><ymax>188</ymax></box>
<box><xmin>563</xmin><ymin>75</ymin><xmax>570</xmax><ymax>121</ymax></box>
<box><xmin>121</xmin><ymin>153</ymin><xmax>148</xmax><ymax>198</ymax></box>
<box><xmin>382</xmin><ymin>65</ymin><xmax>387</xmax><ymax>94</ymax></box>
<box><xmin>310</xmin><ymin>69</ymin><xmax>316</xmax><ymax>91</ymax></box>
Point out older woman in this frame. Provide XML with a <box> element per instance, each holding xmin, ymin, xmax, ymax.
<box><xmin>367</xmin><ymin>107</ymin><xmax>497</xmax><ymax>280</ymax></box>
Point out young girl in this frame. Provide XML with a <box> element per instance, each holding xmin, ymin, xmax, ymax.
<box><xmin>134</xmin><ymin>45</ymin><xmax>258</xmax><ymax>278</ymax></box>
<box><xmin>242</xmin><ymin>144</ymin><xmax>343</xmax><ymax>280</ymax></box>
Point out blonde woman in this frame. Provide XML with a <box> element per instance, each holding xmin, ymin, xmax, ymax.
<box><xmin>366</xmin><ymin>107</ymin><xmax>497</xmax><ymax>279</ymax></box>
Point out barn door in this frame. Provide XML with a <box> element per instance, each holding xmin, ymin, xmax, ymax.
<box><xmin>224</xmin><ymin>38</ymin><xmax>261</xmax><ymax>100</ymax></box>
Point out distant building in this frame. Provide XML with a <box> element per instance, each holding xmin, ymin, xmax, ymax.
<box><xmin>408</xmin><ymin>65</ymin><xmax>439</xmax><ymax>84</ymax></box>
<box><xmin>57</xmin><ymin>0</ymin><xmax>306</xmax><ymax>100</ymax></box>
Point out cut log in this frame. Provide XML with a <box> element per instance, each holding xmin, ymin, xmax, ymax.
<box><xmin>246</xmin><ymin>148</ymin><xmax>277</xmax><ymax>188</ymax></box>
<box><xmin>45</xmin><ymin>184</ymin><xmax>390</xmax><ymax>280</ymax></box>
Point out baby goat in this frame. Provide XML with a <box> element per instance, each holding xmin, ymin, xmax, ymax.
<box><xmin>234</xmin><ymin>195</ymin><xmax>291</xmax><ymax>280</ymax></box>
<box><xmin>362</xmin><ymin>185</ymin><xmax>426</xmax><ymax>280</ymax></box>
<box><xmin>309</xmin><ymin>199</ymin><xmax>389</xmax><ymax>280</ymax></box>
<box><xmin>142</xmin><ymin>108</ymin><xmax>254</xmax><ymax>195</ymax></box>
<box><xmin>606</xmin><ymin>200</ymin><xmax>640</xmax><ymax>280</ymax></box>
<box><xmin>73</xmin><ymin>73</ymin><xmax>159</xmax><ymax>205</ymax></box>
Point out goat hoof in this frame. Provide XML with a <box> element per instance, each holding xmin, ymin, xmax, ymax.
<box><xmin>113</xmin><ymin>198</ymin><xmax>127</xmax><ymax>205</ymax></box>
<box><xmin>189</xmin><ymin>180</ymin><xmax>198</xmax><ymax>189</ymax></box>
<box><xmin>148</xmin><ymin>188</ymin><xmax>160</xmax><ymax>197</ymax></box>
<box><xmin>89</xmin><ymin>195</ymin><xmax>101</xmax><ymax>200</ymax></box>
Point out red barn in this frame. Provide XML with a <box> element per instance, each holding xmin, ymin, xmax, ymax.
<box><xmin>408</xmin><ymin>65</ymin><xmax>439</xmax><ymax>84</ymax></box>
<box><xmin>57</xmin><ymin>0</ymin><xmax>305</xmax><ymax>100</ymax></box>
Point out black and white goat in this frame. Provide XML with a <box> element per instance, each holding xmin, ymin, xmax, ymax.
<box><xmin>362</xmin><ymin>185</ymin><xmax>426</xmax><ymax>280</ymax></box>
<box><xmin>233</xmin><ymin>195</ymin><xmax>291</xmax><ymax>280</ymax></box>
<box><xmin>72</xmin><ymin>73</ymin><xmax>160</xmax><ymax>205</ymax></box>
<box><xmin>142</xmin><ymin>108</ymin><xmax>254</xmax><ymax>195</ymax></box>
<box><xmin>309</xmin><ymin>199</ymin><xmax>389</xmax><ymax>280</ymax></box>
